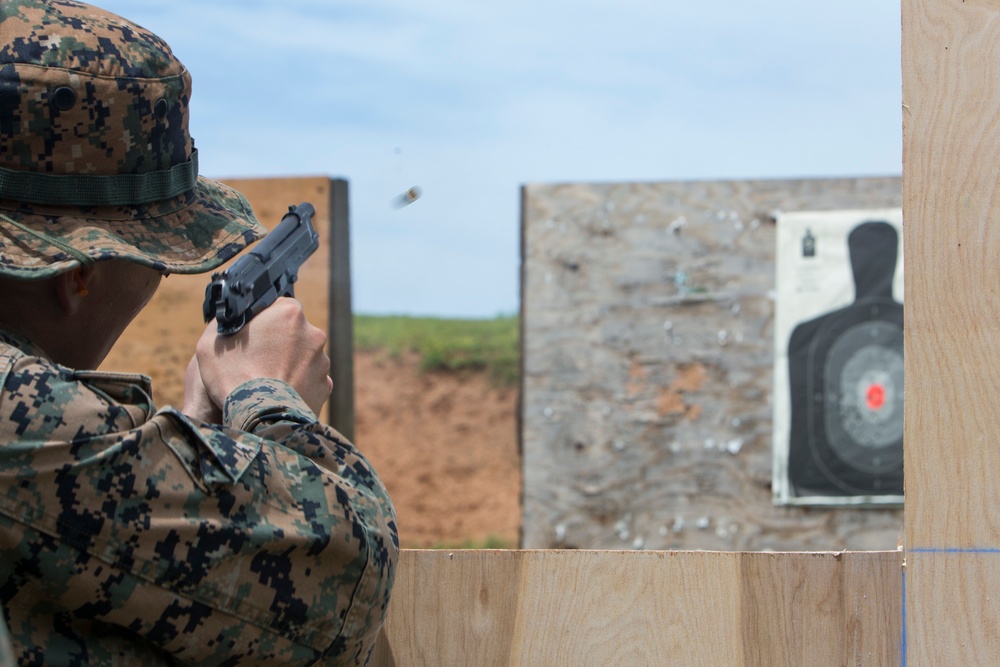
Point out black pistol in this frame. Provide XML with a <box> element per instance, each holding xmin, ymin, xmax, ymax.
<box><xmin>202</xmin><ymin>202</ymin><xmax>319</xmax><ymax>335</ymax></box>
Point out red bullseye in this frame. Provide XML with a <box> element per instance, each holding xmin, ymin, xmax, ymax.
<box><xmin>866</xmin><ymin>383</ymin><xmax>886</xmax><ymax>411</ymax></box>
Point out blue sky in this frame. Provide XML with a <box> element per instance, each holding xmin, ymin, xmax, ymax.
<box><xmin>98</xmin><ymin>1</ymin><xmax>902</xmax><ymax>318</ymax></box>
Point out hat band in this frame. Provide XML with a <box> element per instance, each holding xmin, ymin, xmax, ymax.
<box><xmin>0</xmin><ymin>150</ymin><xmax>199</xmax><ymax>207</ymax></box>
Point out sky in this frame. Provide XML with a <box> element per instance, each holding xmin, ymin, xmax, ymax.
<box><xmin>98</xmin><ymin>1</ymin><xmax>902</xmax><ymax>318</ymax></box>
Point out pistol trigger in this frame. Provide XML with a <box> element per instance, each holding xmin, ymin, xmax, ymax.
<box><xmin>216</xmin><ymin>310</ymin><xmax>247</xmax><ymax>336</ymax></box>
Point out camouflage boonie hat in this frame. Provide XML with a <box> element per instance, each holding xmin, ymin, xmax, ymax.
<box><xmin>0</xmin><ymin>0</ymin><xmax>265</xmax><ymax>279</ymax></box>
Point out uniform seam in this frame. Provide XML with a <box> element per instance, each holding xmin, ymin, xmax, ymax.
<box><xmin>328</xmin><ymin>497</ymin><xmax>375</xmax><ymax>655</ymax></box>
<box><xmin>3</xmin><ymin>61</ymin><xmax>187</xmax><ymax>85</ymax></box>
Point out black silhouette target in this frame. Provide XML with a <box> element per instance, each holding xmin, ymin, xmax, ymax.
<box><xmin>787</xmin><ymin>221</ymin><xmax>904</xmax><ymax>498</ymax></box>
<box><xmin>822</xmin><ymin>319</ymin><xmax>903</xmax><ymax>470</ymax></box>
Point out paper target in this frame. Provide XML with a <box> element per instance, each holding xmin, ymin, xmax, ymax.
<box><xmin>773</xmin><ymin>212</ymin><xmax>905</xmax><ymax>505</ymax></box>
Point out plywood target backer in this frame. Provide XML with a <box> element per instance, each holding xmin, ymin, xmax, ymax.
<box><xmin>773</xmin><ymin>210</ymin><xmax>904</xmax><ymax>505</ymax></box>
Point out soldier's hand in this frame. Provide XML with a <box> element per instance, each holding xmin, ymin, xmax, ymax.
<box><xmin>182</xmin><ymin>354</ymin><xmax>223</xmax><ymax>424</ymax></box>
<box><xmin>195</xmin><ymin>297</ymin><xmax>333</xmax><ymax>417</ymax></box>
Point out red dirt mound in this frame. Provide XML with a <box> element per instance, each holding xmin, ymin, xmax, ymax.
<box><xmin>354</xmin><ymin>351</ymin><xmax>521</xmax><ymax>548</ymax></box>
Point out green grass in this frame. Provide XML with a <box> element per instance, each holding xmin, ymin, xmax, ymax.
<box><xmin>353</xmin><ymin>314</ymin><xmax>520</xmax><ymax>386</ymax></box>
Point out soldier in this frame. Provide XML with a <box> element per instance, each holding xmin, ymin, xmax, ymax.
<box><xmin>0</xmin><ymin>1</ymin><xmax>397</xmax><ymax>665</ymax></box>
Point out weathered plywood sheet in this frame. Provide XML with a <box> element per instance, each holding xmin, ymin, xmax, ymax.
<box><xmin>103</xmin><ymin>177</ymin><xmax>335</xmax><ymax>420</ymax></box>
<box><xmin>372</xmin><ymin>549</ymin><xmax>901</xmax><ymax>667</ymax></box>
<box><xmin>521</xmin><ymin>178</ymin><xmax>904</xmax><ymax>551</ymax></box>
<box><xmin>902</xmin><ymin>0</ymin><xmax>1000</xmax><ymax>663</ymax></box>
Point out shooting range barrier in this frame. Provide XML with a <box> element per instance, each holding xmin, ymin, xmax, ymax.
<box><xmin>376</xmin><ymin>0</ymin><xmax>990</xmax><ymax>661</ymax></box>
<box><xmin>519</xmin><ymin>177</ymin><xmax>903</xmax><ymax>553</ymax></box>
<box><xmin>111</xmin><ymin>1</ymin><xmax>995</xmax><ymax>658</ymax></box>
<box><xmin>370</xmin><ymin>549</ymin><xmax>901</xmax><ymax>665</ymax></box>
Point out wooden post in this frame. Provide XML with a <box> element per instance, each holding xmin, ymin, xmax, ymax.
<box><xmin>902</xmin><ymin>0</ymin><xmax>1000</xmax><ymax>663</ymax></box>
<box><xmin>328</xmin><ymin>178</ymin><xmax>355</xmax><ymax>442</ymax></box>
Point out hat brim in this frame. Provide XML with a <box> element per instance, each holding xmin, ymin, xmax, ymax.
<box><xmin>0</xmin><ymin>176</ymin><xmax>265</xmax><ymax>279</ymax></box>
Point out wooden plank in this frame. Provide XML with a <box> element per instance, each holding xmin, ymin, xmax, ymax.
<box><xmin>371</xmin><ymin>549</ymin><xmax>901</xmax><ymax>666</ymax></box>
<box><xmin>902</xmin><ymin>0</ymin><xmax>1000</xmax><ymax>663</ymax></box>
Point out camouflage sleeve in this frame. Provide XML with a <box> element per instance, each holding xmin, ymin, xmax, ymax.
<box><xmin>0</xmin><ymin>349</ymin><xmax>398</xmax><ymax>666</ymax></box>
<box><xmin>220</xmin><ymin>377</ymin><xmax>396</xmax><ymax>551</ymax></box>
<box><xmin>223</xmin><ymin>376</ymin><xmax>322</xmax><ymax>433</ymax></box>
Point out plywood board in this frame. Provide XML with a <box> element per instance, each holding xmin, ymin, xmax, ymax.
<box><xmin>902</xmin><ymin>0</ymin><xmax>1000</xmax><ymax>663</ymax></box>
<box><xmin>372</xmin><ymin>549</ymin><xmax>901</xmax><ymax>667</ymax></box>
<box><xmin>520</xmin><ymin>178</ymin><xmax>904</xmax><ymax>551</ymax></box>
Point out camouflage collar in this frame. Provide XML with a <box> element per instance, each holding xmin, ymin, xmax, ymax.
<box><xmin>0</xmin><ymin>327</ymin><xmax>50</xmax><ymax>360</ymax></box>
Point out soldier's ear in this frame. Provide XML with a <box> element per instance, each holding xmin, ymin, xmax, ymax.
<box><xmin>55</xmin><ymin>266</ymin><xmax>96</xmax><ymax>315</ymax></box>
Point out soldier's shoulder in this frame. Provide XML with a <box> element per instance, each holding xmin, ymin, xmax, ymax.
<box><xmin>0</xmin><ymin>329</ymin><xmax>54</xmax><ymax>370</ymax></box>
<box><xmin>0</xmin><ymin>333</ymin><xmax>66</xmax><ymax>386</ymax></box>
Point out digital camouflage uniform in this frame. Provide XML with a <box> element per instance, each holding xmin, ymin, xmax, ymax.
<box><xmin>0</xmin><ymin>1</ymin><xmax>398</xmax><ymax>665</ymax></box>
<box><xmin>0</xmin><ymin>329</ymin><xmax>397</xmax><ymax>665</ymax></box>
